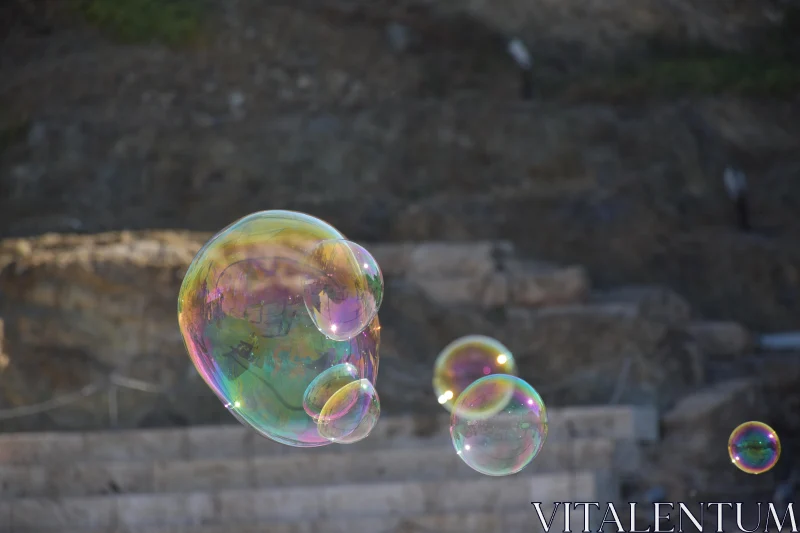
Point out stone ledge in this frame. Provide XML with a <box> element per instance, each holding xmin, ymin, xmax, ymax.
<box><xmin>1</xmin><ymin>470</ymin><xmax>615</xmax><ymax>530</ymax></box>
<box><xmin>0</xmin><ymin>437</ymin><xmax>637</xmax><ymax>498</ymax></box>
<box><xmin>0</xmin><ymin>405</ymin><xmax>658</xmax><ymax>465</ymax></box>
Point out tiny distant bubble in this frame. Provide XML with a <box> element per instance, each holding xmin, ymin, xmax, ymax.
<box><xmin>450</xmin><ymin>374</ymin><xmax>547</xmax><ymax>477</ymax></box>
<box><xmin>433</xmin><ymin>335</ymin><xmax>517</xmax><ymax>413</ymax></box>
<box><xmin>303</xmin><ymin>239</ymin><xmax>384</xmax><ymax>342</ymax></box>
<box><xmin>728</xmin><ymin>421</ymin><xmax>781</xmax><ymax>475</ymax></box>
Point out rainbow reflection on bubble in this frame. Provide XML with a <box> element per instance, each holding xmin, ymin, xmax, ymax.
<box><xmin>177</xmin><ymin>210</ymin><xmax>380</xmax><ymax>448</ymax></box>
<box><xmin>303</xmin><ymin>239</ymin><xmax>384</xmax><ymax>342</ymax></box>
<box><xmin>728</xmin><ymin>421</ymin><xmax>781</xmax><ymax>475</ymax></box>
<box><xmin>433</xmin><ymin>335</ymin><xmax>517</xmax><ymax>413</ymax></box>
<box><xmin>318</xmin><ymin>378</ymin><xmax>381</xmax><ymax>444</ymax></box>
<box><xmin>303</xmin><ymin>363</ymin><xmax>360</xmax><ymax>421</ymax></box>
<box><xmin>450</xmin><ymin>375</ymin><xmax>548</xmax><ymax>477</ymax></box>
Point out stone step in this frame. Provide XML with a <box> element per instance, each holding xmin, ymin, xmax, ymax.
<box><xmin>0</xmin><ymin>405</ymin><xmax>658</xmax><ymax>465</ymax></box>
<box><xmin>0</xmin><ymin>436</ymin><xmax>637</xmax><ymax>498</ymax></box>
<box><xmin>1</xmin><ymin>470</ymin><xmax>617</xmax><ymax>531</ymax></box>
<box><xmin>43</xmin><ymin>506</ymin><xmax>606</xmax><ymax>533</ymax></box>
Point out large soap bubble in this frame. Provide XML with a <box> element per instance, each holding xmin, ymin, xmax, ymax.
<box><xmin>177</xmin><ymin>211</ymin><xmax>380</xmax><ymax>447</ymax></box>
<box><xmin>303</xmin><ymin>239</ymin><xmax>384</xmax><ymax>341</ymax></box>
<box><xmin>450</xmin><ymin>375</ymin><xmax>548</xmax><ymax>476</ymax></box>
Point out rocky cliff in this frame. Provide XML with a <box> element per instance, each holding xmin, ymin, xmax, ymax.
<box><xmin>2</xmin><ymin>1</ymin><xmax>800</xmax><ymax>333</ymax></box>
<box><xmin>0</xmin><ymin>232</ymin><xmax>766</xmax><ymax>429</ymax></box>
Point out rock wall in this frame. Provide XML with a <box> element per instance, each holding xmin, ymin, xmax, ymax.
<box><xmin>0</xmin><ymin>231</ymin><xmax>757</xmax><ymax>433</ymax></box>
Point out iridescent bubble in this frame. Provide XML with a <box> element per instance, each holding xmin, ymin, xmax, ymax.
<box><xmin>303</xmin><ymin>239</ymin><xmax>384</xmax><ymax>341</ymax></box>
<box><xmin>303</xmin><ymin>363</ymin><xmax>360</xmax><ymax>420</ymax></box>
<box><xmin>177</xmin><ymin>210</ymin><xmax>380</xmax><ymax>448</ymax></box>
<box><xmin>450</xmin><ymin>375</ymin><xmax>548</xmax><ymax>477</ymax></box>
<box><xmin>728</xmin><ymin>421</ymin><xmax>781</xmax><ymax>475</ymax></box>
<box><xmin>318</xmin><ymin>378</ymin><xmax>380</xmax><ymax>443</ymax></box>
<box><xmin>433</xmin><ymin>335</ymin><xmax>517</xmax><ymax>413</ymax></box>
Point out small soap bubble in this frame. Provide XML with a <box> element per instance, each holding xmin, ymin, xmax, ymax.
<box><xmin>433</xmin><ymin>335</ymin><xmax>517</xmax><ymax>413</ymax></box>
<box><xmin>303</xmin><ymin>363</ymin><xmax>361</xmax><ymax>420</ymax></box>
<box><xmin>177</xmin><ymin>210</ymin><xmax>380</xmax><ymax>448</ymax></box>
<box><xmin>318</xmin><ymin>378</ymin><xmax>380</xmax><ymax>443</ymax></box>
<box><xmin>728</xmin><ymin>421</ymin><xmax>781</xmax><ymax>475</ymax></box>
<box><xmin>303</xmin><ymin>239</ymin><xmax>384</xmax><ymax>342</ymax></box>
<box><xmin>450</xmin><ymin>375</ymin><xmax>548</xmax><ymax>477</ymax></box>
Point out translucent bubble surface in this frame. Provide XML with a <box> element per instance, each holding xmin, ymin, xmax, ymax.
<box><xmin>450</xmin><ymin>375</ymin><xmax>548</xmax><ymax>476</ymax></box>
<box><xmin>303</xmin><ymin>363</ymin><xmax>360</xmax><ymax>420</ymax></box>
<box><xmin>303</xmin><ymin>239</ymin><xmax>384</xmax><ymax>341</ymax></box>
<box><xmin>728</xmin><ymin>421</ymin><xmax>781</xmax><ymax>474</ymax></box>
<box><xmin>318</xmin><ymin>378</ymin><xmax>380</xmax><ymax>443</ymax></box>
<box><xmin>433</xmin><ymin>335</ymin><xmax>517</xmax><ymax>413</ymax></box>
<box><xmin>177</xmin><ymin>211</ymin><xmax>380</xmax><ymax>448</ymax></box>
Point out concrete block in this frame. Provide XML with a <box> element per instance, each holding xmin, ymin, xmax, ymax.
<box><xmin>48</xmin><ymin>462</ymin><xmax>152</xmax><ymax>497</ymax></box>
<box><xmin>0</xmin><ymin>465</ymin><xmax>47</xmax><ymax>497</ymax></box>
<box><xmin>414</xmin><ymin>276</ymin><xmax>488</xmax><ymax>306</ymax></box>
<box><xmin>7</xmin><ymin>495</ymin><xmax>117</xmax><ymax>529</ymax></box>
<box><xmin>364</xmin><ymin>243</ymin><xmax>415</xmax><ymax>276</ymax></box>
<box><xmin>321</xmin><ymin>481</ymin><xmax>425</xmax><ymax>518</ymax></box>
<box><xmin>0</xmin><ymin>432</ymin><xmax>85</xmax><ymax>464</ymax></box>
<box><xmin>591</xmin><ymin>285</ymin><xmax>691</xmax><ymax>325</ymax></box>
<box><xmin>185</xmin><ymin>425</ymin><xmax>258</xmax><ymax>460</ymax></box>
<box><xmin>548</xmin><ymin>404</ymin><xmax>659</xmax><ymax>442</ymax></box>
<box><xmin>407</xmin><ymin>242</ymin><xmax>496</xmax><ymax>279</ymax></box>
<box><xmin>84</xmin><ymin>429</ymin><xmax>184</xmax><ymax>462</ymax></box>
<box><xmin>153</xmin><ymin>458</ymin><xmax>251</xmax><ymax>493</ymax></box>
<box><xmin>507</xmin><ymin>262</ymin><xmax>589</xmax><ymax>307</ymax></box>
<box><xmin>685</xmin><ymin>320</ymin><xmax>752</xmax><ymax>356</ymax></box>
<box><xmin>116</xmin><ymin>493</ymin><xmax>215</xmax><ymax>528</ymax></box>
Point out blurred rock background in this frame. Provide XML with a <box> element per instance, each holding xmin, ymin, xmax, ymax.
<box><xmin>1</xmin><ymin>0</ymin><xmax>799</xmax><ymax>513</ymax></box>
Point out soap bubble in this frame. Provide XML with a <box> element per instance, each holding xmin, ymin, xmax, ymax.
<box><xmin>303</xmin><ymin>239</ymin><xmax>384</xmax><ymax>341</ymax></box>
<box><xmin>728</xmin><ymin>421</ymin><xmax>781</xmax><ymax>475</ymax></box>
<box><xmin>433</xmin><ymin>335</ymin><xmax>517</xmax><ymax>413</ymax></box>
<box><xmin>318</xmin><ymin>378</ymin><xmax>381</xmax><ymax>443</ymax></box>
<box><xmin>303</xmin><ymin>363</ymin><xmax>360</xmax><ymax>420</ymax></box>
<box><xmin>177</xmin><ymin>210</ymin><xmax>380</xmax><ymax>448</ymax></box>
<box><xmin>450</xmin><ymin>375</ymin><xmax>548</xmax><ymax>477</ymax></box>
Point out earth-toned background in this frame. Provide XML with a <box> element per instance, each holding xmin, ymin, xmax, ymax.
<box><xmin>0</xmin><ymin>0</ymin><xmax>799</xmax><ymax>510</ymax></box>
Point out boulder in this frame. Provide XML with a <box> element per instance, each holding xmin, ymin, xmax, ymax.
<box><xmin>590</xmin><ymin>285</ymin><xmax>692</xmax><ymax>326</ymax></box>
<box><xmin>501</xmin><ymin>303</ymin><xmax>705</xmax><ymax>408</ymax></box>
<box><xmin>685</xmin><ymin>321</ymin><xmax>753</xmax><ymax>357</ymax></box>
<box><xmin>0</xmin><ymin>231</ymin><xmax>210</xmax><ymax>430</ymax></box>
<box><xmin>504</xmin><ymin>260</ymin><xmax>590</xmax><ymax>308</ymax></box>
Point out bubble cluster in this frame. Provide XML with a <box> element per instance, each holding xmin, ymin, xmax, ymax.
<box><xmin>728</xmin><ymin>421</ymin><xmax>781</xmax><ymax>475</ymax></box>
<box><xmin>450</xmin><ymin>374</ymin><xmax>548</xmax><ymax>477</ymax></box>
<box><xmin>303</xmin><ymin>239</ymin><xmax>384</xmax><ymax>342</ymax></box>
<box><xmin>433</xmin><ymin>335</ymin><xmax>517</xmax><ymax>413</ymax></box>
<box><xmin>178</xmin><ymin>211</ymin><xmax>382</xmax><ymax>447</ymax></box>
